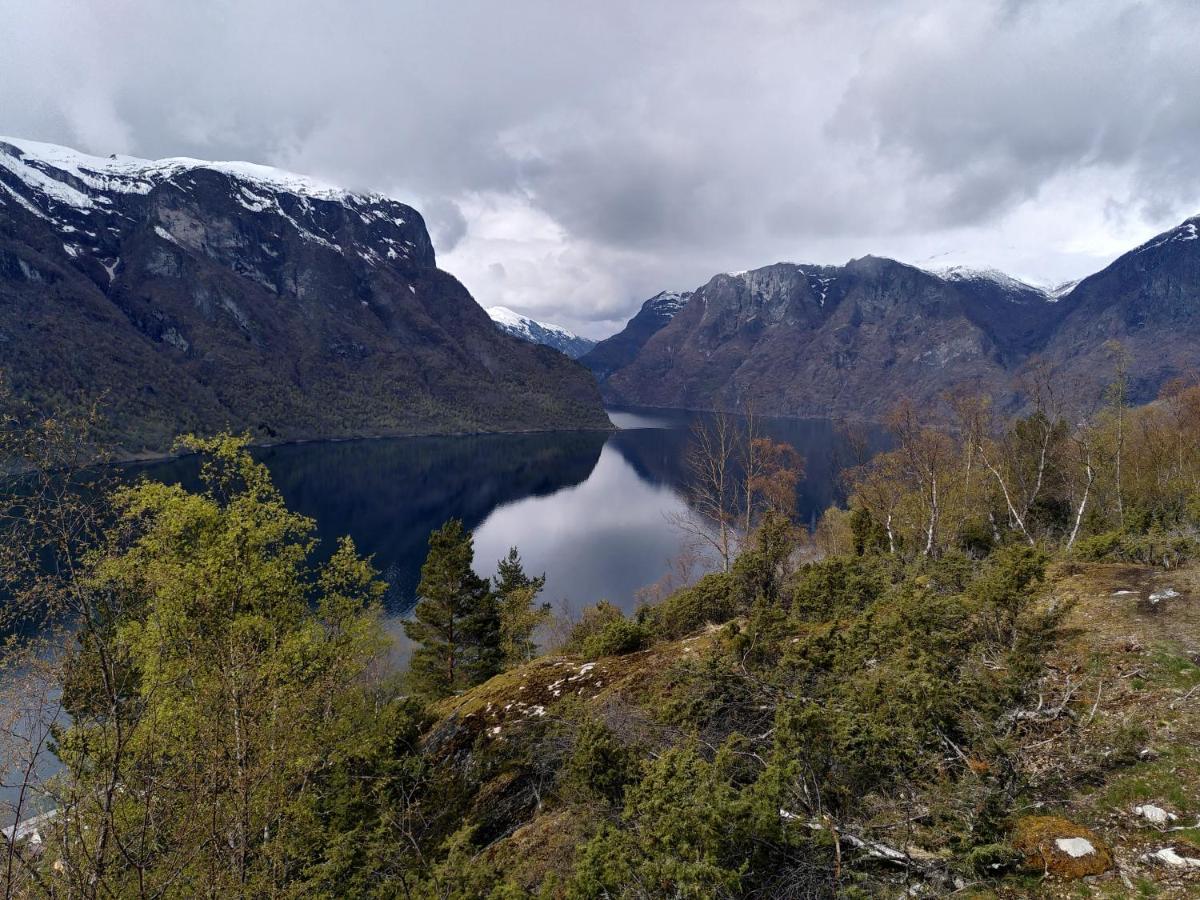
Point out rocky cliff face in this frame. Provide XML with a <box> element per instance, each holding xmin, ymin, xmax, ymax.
<box><xmin>0</xmin><ymin>137</ymin><xmax>610</xmax><ymax>453</ymax></box>
<box><xmin>583</xmin><ymin>218</ymin><xmax>1200</xmax><ymax>417</ymax></box>
<box><xmin>579</xmin><ymin>290</ymin><xmax>690</xmax><ymax>381</ymax></box>
<box><xmin>1042</xmin><ymin>217</ymin><xmax>1200</xmax><ymax>403</ymax></box>
<box><xmin>586</xmin><ymin>259</ymin><xmax>1059</xmax><ymax>417</ymax></box>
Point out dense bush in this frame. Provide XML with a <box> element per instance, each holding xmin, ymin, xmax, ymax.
<box><xmin>643</xmin><ymin>571</ymin><xmax>736</xmax><ymax>639</ymax></box>
<box><xmin>581</xmin><ymin>617</ymin><xmax>650</xmax><ymax>657</ymax></box>
<box><xmin>563</xmin><ymin>600</ymin><xmax>625</xmax><ymax>652</ymax></box>
<box><xmin>789</xmin><ymin>553</ymin><xmax>896</xmax><ymax>621</ymax></box>
<box><xmin>559</xmin><ymin>720</ymin><xmax>640</xmax><ymax>805</ymax></box>
<box><xmin>1071</xmin><ymin>526</ymin><xmax>1200</xmax><ymax>567</ymax></box>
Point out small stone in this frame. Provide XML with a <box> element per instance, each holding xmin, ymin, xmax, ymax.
<box><xmin>1143</xmin><ymin>847</ymin><xmax>1200</xmax><ymax>869</ymax></box>
<box><xmin>1133</xmin><ymin>804</ymin><xmax>1177</xmax><ymax>826</ymax></box>
<box><xmin>1055</xmin><ymin>837</ymin><xmax>1095</xmax><ymax>858</ymax></box>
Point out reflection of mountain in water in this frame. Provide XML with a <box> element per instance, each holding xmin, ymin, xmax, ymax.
<box><xmin>133</xmin><ymin>431</ymin><xmax>607</xmax><ymax>608</ymax></box>
<box><xmin>126</xmin><ymin>414</ymin><xmax>886</xmax><ymax>615</ymax></box>
<box><xmin>606</xmin><ymin>411</ymin><xmax>890</xmax><ymax>528</ymax></box>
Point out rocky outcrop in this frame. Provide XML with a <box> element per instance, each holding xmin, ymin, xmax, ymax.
<box><xmin>0</xmin><ymin>137</ymin><xmax>610</xmax><ymax>453</ymax></box>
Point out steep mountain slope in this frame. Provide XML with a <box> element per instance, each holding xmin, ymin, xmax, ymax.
<box><xmin>591</xmin><ymin>259</ymin><xmax>1064</xmax><ymax>417</ymax></box>
<box><xmin>0</xmin><ymin>137</ymin><xmax>609</xmax><ymax>453</ymax></box>
<box><xmin>578</xmin><ymin>290</ymin><xmax>691</xmax><ymax>380</ymax></box>
<box><xmin>588</xmin><ymin>217</ymin><xmax>1200</xmax><ymax>417</ymax></box>
<box><xmin>936</xmin><ymin>265</ymin><xmax>1067</xmax><ymax>365</ymax></box>
<box><xmin>486</xmin><ymin>306</ymin><xmax>595</xmax><ymax>358</ymax></box>
<box><xmin>1041</xmin><ymin>216</ymin><xmax>1200</xmax><ymax>402</ymax></box>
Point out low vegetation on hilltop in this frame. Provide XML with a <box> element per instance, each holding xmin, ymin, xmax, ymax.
<box><xmin>4</xmin><ymin>362</ymin><xmax>1200</xmax><ymax>897</ymax></box>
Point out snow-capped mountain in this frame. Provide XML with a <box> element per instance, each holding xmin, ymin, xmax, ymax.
<box><xmin>486</xmin><ymin>306</ymin><xmax>596</xmax><ymax>358</ymax></box>
<box><xmin>0</xmin><ymin>136</ymin><xmax>609</xmax><ymax>452</ymax></box>
<box><xmin>0</xmin><ymin>136</ymin><xmax>428</xmax><ymax>271</ymax></box>
<box><xmin>934</xmin><ymin>265</ymin><xmax>1054</xmax><ymax>300</ymax></box>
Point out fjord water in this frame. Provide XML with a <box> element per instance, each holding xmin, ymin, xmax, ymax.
<box><xmin>131</xmin><ymin>408</ymin><xmax>884</xmax><ymax>619</ymax></box>
<box><xmin>2</xmin><ymin>410</ymin><xmax>882</xmax><ymax>817</ymax></box>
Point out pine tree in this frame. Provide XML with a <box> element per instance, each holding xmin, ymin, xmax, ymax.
<box><xmin>493</xmin><ymin>547</ymin><xmax>550</xmax><ymax>666</ymax></box>
<box><xmin>405</xmin><ymin>519</ymin><xmax>501</xmax><ymax>696</ymax></box>
<box><xmin>493</xmin><ymin>546</ymin><xmax>546</xmax><ymax>597</ymax></box>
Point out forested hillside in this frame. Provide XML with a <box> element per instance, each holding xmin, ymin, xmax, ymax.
<box><xmin>4</xmin><ymin>375</ymin><xmax>1200</xmax><ymax>897</ymax></box>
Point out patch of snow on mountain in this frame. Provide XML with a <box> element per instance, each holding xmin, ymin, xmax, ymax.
<box><xmin>802</xmin><ymin>271</ymin><xmax>835</xmax><ymax>306</ymax></box>
<box><xmin>647</xmin><ymin>291</ymin><xmax>688</xmax><ymax>315</ymax></box>
<box><xmin>486</xmin><ymin>306</ymin><xmax>596</xmax><ymax>358</ymax></box>
<box><xmin>1048</xmin><ymin>279</ymin><xmax>1078</xmax><ymax>301</ymax></box>
<box><xmin>487</xmin><ymin>305</ymin><xmax>536</xmax><ymax>335</ymax></box>
<box><xmin>920</xmin><ymin>263</ymin><xmax>1067</xmax><ymax>302</ymax></box>
<box><xmin>0</xmin><ymin>136</ymin><xmax>389</xmax><ymax>211</ymax></box>
<box><xmin>1134</xmin><ymin>217</ymin><xmax>1200</xmax><ymax>255</ymax></box>
<box><xmin>0</xmin><ymin>144</ymin><xmax>96</xmax><ymax>208</ymax></box>
<box><xmin>937</xmin><ymin>265</ymin><xmax>1041</xmax><ymax>293</ymax></box>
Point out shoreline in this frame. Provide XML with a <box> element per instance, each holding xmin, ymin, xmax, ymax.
<box><xmin>110</xmin><ymin>421</ymin><xmax>619</xmax><ymax>467</ymax></box>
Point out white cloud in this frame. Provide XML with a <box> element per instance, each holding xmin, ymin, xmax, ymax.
<box><xmin>2</xmin><ymin>0</ymin><xmax>1197</xmax><ymax>335</ymax></box>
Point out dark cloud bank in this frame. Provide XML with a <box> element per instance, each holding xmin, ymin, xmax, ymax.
<box><xmin>2</xmin><ymin>0</ymin><xmax>1198</xmax><ymax>336</ymax></box>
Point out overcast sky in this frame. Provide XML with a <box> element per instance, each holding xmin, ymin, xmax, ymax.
<box><xmin>2</xmin><ymin>0</ymin><xmax>1198</xmax><ymax>337</ymax></box>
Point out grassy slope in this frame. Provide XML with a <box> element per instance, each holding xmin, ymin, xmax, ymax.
<box><xmin>421</xmin><ymin>563</ymin><xmax>1200</xmax><ymax>897</ymax></box>
<box><xmin>988</xmin><ymin>562</ymin><xmax>1200</xmax><ymax>898</ymax></box>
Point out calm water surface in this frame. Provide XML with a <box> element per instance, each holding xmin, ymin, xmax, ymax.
<box><xmin>132</xmin><ymin>408</ymin><xmax>884</xmax><ymax>619</ymax></box>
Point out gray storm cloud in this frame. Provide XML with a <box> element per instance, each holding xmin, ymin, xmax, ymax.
<box><xmin>2</xmin><ymin>0</ymin><xmax>1198</xmax><ymax>337</ymax></box>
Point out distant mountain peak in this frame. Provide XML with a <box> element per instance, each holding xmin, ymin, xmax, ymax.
<box><xmin>486</xmin><ymin>306</ymin><xmax>596</xmax><ymax>359</ymax></box>
<box><xmin>923</xmin><ymin>264</ymin><xmax>1060</xmax><ymax>302</ymax></box>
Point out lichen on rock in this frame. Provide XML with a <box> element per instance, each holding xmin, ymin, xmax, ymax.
<box><xmin>1011</xmin><ymin>815</ymin><xmax>1114</xmax><ymax>879</ymax></box>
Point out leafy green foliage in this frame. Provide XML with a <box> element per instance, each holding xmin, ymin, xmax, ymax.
<box><xmin>47</xmin><ymin>434</ymin><xmax>415</xmax><ymax>897</ymax></box>
<box><xmin>567</xmin><ymin>741</ymin><xmax>831</xmax><ymax>899</ymax></box>
<box><xmin>559</xmin><ymin>720</ymin><xmax>639</xmax><ymax>805</ymax></box>
<box><xmin>580</xmin><ymin>617</ymin><xmax>650</xmax><ymax>658</ymax></box>
<box><xmin>1071</xmin><ymin>527</ymin><xmax>1200</xmax><ymax>567</ymax></box>
<box><xmin>563</xmin><ymin>601</ymin><xmax>624</xmax><ymax>654</ymax></box>
<box><xmin>789</xmin><ymin>553</ymin><xmax>895</xmax><ymax>622</ymax></box>
<box><xmin>848</xmin><ymin>506</ymin><xmax>888</xmax><ymax>556</ymax></box>
<box><xmin>643</xmin><ymin>571</ymin><xmax>736</xmax><ymax>640</ymax></box>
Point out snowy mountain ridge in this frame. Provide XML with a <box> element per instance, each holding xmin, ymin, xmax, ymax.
<box><xmin>0</xmin><ymin>136</ymin><xmax>425</xmax><ymax>277</ymax></box>
<box><xmin>0</xmin><ymin>136</ymin><xmax>384</xmax><ymax>207</ymax></box>
<box><xmin>486</xmin><ymin>306</ymin><xmax>596</xmax><ymax>359</ymax></box>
